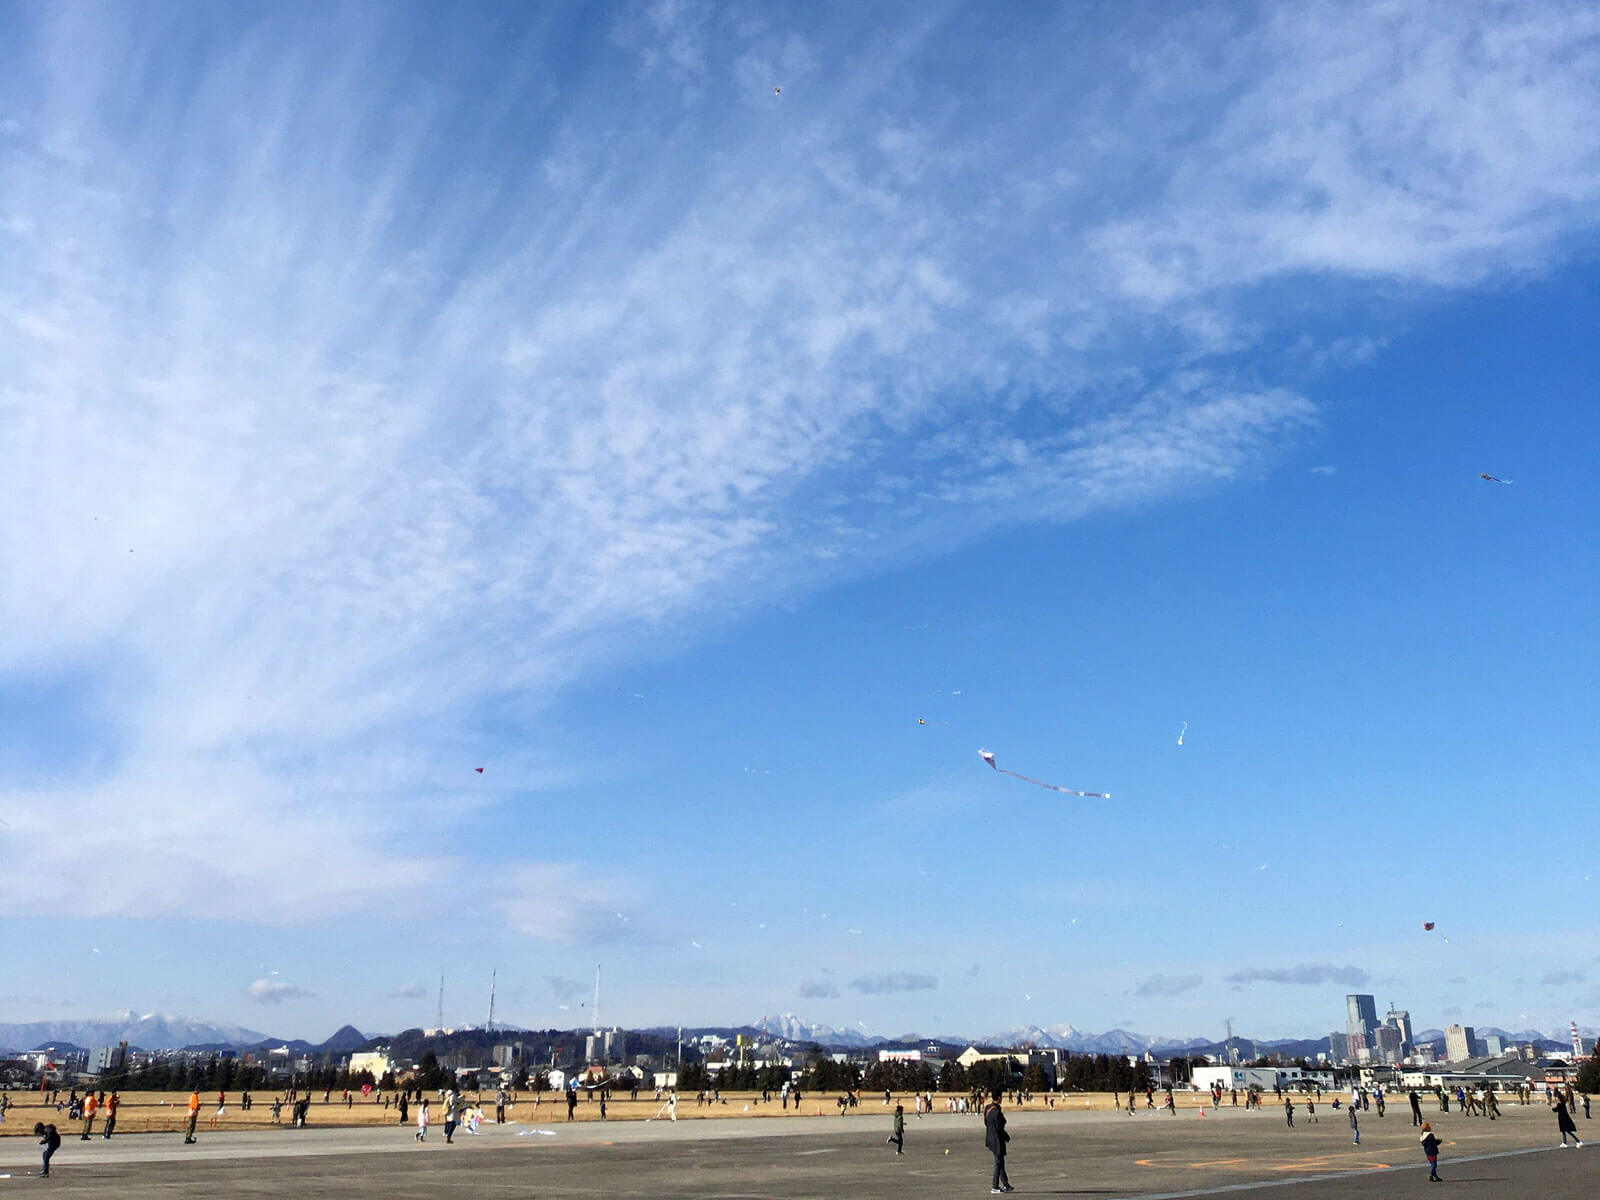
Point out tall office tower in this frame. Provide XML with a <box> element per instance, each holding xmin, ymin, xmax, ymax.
<box><xmin>1444</xmin><ymin>1024</ymin><xmax>1477</xmax><ymax>1062</ymax></box>
<box><xmin>1346</xmin><ymin>994</ymin><xmax>1379</xmax><ymax>1039</ymax></box>
<box><xmin>1372</xmin><ymin>1025</ymin><xmax>1404</xmax><ymax>1063</ymax></box>
<box><xmin>1384</xmin><ymin>1007</ymin><xmax>1414</xmax><ymax>1054</ymax></box>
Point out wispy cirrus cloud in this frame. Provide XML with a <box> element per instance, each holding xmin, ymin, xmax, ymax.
<box><xmin>1540</xmin><ymin>970</ymin><xmax>1585</xmax><ymax>987</ymax></box>
<box><xmin>1135</xmin><ymin>974</ymin><xmax>1205</xmax><ymax>999</ymax></box>
<box><xmin>1225</xmin><ymin>964</ymin><xmax>1370</xmax><ymax>987</ymax></box>
<box><xmin>800</xmin><ymin>980</ymin><xmax>840</xmax><ymax>999</ymax></box>
<box><xmin>1</xmin><ymin>2</ymin><xmax>1596</xmax><ymax>932</ymax></box>
<box><xmin>851</xmin><ymin>973</ymin><xmax>936</xmax><ymax>995</ymax></box>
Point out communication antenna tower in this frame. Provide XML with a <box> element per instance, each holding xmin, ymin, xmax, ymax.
<box><xmin>487</xmin><ymin>968</ymin><xmax>497</xmax><ymax>1032</ymax></box>
<box><xmin>436</xmin><ymin>971</ymin><xmax>445</xmax><ymax>1031</ymax></box>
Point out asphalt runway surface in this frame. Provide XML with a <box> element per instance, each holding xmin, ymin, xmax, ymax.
<box><xmin>2</xmin><ymin>1103</ymin><xmax>1593</xmax><ymax>1197</ymax></box>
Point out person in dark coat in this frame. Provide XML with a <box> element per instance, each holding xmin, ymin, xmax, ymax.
<box><xmin>984</xmin><ymin>1089</ymin><xmax>1013</xmax><ymax>1193</ymax></box>
<box><xmin>886</xmin><ymin>1103</ymin><xmax>904</xmax><ymax>1155</ymax></box>
<box><xmin>1409</xmin><ymin>1089</ymin><xmax>1423</xmax><ymax>1126</ymax></box>
<box><xmin>34</xmin><ymin>1122</ymin><xmax>60</xmax><ymax>1178</ymax></box>
<box><xmin>1420</xmin><ymin>1122</ymin><xmax>1441</xmax><ymax>1181</ymax></box>
<box><xmin>1554</xmin><ymin>1096</ymin><xmax>1583</xmax><ymax>1147</ymax></box>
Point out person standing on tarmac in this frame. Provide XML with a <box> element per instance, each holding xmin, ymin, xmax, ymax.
<box><xmin>984</xmin><ymin>1089</ymin><xmax>1014</xmax><ymax>1194</ymax></box>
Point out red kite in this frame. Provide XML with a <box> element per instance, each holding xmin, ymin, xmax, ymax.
<box><xmin>474</xmin><ymin>767</ymin><xmax>484</xmax><ymax>774</ymax></box>
<box><xmin>1423</xmin><ymin>922</ymin><xmax>1435</xmax><ymax>931</ymax></box>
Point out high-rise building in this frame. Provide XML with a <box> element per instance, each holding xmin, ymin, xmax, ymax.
<box><xmin>1346</xmin><ymin>994</ymin><xmax>1379</xmax><ymax>1040</ymax></box>
<box><xmin>1348</xmin><ymin>1030</ymin><xmax>1369</xmax><ymax>1062</ymax></box>
<box><xmin>1372</xmin><ymin>1025</ymin><xmax>1404</xmax><ymax>1062</ymax></box>
<box><xmin>1483</xmin><ymin>1034</ymin><xmax>1506</xmax><ymax>1056</ymax></box>
<box><xmin>604</xmin><ymin>1029</ymin><xmax>627</xmax><ymax>1062</ymax></box>
<box><xmin>1328</xmin><ymin>1031</ymin><xmax>1350</xmax><ymax>1061</ymax></box>
<box><xmin>1444</xmin><ymin>1024</ymin><xmax>1477</xmax><ymax>1062</ymax></box>
<box><xmin>1384</xmin><ymin>1007</ymin><xmax>1414</xmax><ymax>1055</ymax></box>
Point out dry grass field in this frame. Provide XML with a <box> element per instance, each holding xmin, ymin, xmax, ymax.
<box><xmin>0</xmin><ymin>1086</ymin><xmax>1212</xmax><ymax>1137</ymax></box>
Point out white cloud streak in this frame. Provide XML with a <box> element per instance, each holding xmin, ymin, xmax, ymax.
<box><xmin>0</xmin><ymin>2</ymin><xmax>1596</xmax><ymax>925</ymax></box>
<box><xmin>248</xmin><ymin>978</ymin><xmax>314</xmax><ymax>1004</ymax></box>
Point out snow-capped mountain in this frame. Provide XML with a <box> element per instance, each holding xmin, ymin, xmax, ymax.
<box><xmin>978</xmin><ymin>1025</ymin><xmax>1212</xmax><ymax>1055</ymax></box>
<box><xmin>0</xmin><ymin>1011</ymin><xmax>271</xmax><ymax>1053</ymax></box>
<box><xmin>753</xmin><ymin>1013</ymin><xmax>880</xmax><ymax>1047</ymax></box>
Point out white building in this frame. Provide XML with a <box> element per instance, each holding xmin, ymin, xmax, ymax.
<box><xmin>349</xmin><ymin>1051</ymin><xmax>393</xmax><ymax>1078</ymax></box>
<box><xmin>1192</xmin><ymin>1065</ymin><xmax>1324</xmax><ymax>1093</ymax></box>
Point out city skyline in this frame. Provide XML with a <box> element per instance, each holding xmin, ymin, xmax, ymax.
<box><xmin>2</xmin><ymin>3</ymin><xmax>1597</xmax><ymax>1040</ymax></box>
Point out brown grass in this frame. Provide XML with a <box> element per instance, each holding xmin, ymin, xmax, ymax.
<box><xmin>0</xmin><ymin>1086</ymin><xmax>1226</xmax><ymax>1137</ymax></box>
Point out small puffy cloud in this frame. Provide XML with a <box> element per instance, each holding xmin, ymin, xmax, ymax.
<box><xmin>1310</xmin><ymin>464</ymin><xmax>1338</xmax><ymax>476</ymax></box>
<box><xmin>1223</xmin><ymin>963</ymin><xmax>1369</xmax><ymax>987</ymax></box>
<box><xmin>799</xmin><ymin>980</ymin><xmax>839</xmax><ymax>999</ymax></box>
<box><xmin>389</xmin><ymin>983</ymin><xmax>428</xmax><ymax>1000</ymax></box>
<box><xmin>1540</xmin><ymin>970</ymin><xmax>1585</xmax><ymax>987</ymax></box>
<box><xmin>546</xmin><ymin>976</ymin><xmax>586</xmax><ymax>1001</ymax></box>
<box><xmin>850</xmin><ymin>972</ymin><xmax>936</xmax><ymax>995</ymax></box>
<box><xmin>1135</xmin><ymin>973</ymin><xmax>1204</xmax><ymax>999</ymax></box>
<box><xmin>248</xmin><ymin>978</ymin><xmax>313</xmax><ymax>1004</ymax></box>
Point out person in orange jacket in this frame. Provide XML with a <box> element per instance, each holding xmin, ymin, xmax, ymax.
<box><xmin>185</xmin><ymin>1090</ymin><xmax>201</xmax><ymax>1143</ymax></box>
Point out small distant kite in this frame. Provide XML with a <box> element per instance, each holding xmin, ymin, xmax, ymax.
<box><xmin>978</xmin><ymin>749</ymin><xmax>1109</xmax><ymax>798</ymax></box>
<box><xmin>773</xmin><ymin>86</ymin><xmax>782</xmax><ymax>95</ymax></box>
<box><xmin>1479</xmin><ymin>473</ymin><xmax>1513</xmax><ymax>484</ymax></box>
<box><xmin>474</xmin><ymin>767</ymin><xmax>484</xmax><ymax>774</ymax></box>
<box><xmin>1423</xmin><ymin>921</ymin><xmax>1435</xmax><ymax>931</ymax></box>
<box><xmin>1177</xmin><ymin>721</ymin><xmax>1188</xmax><ymax>747</ymax></box>
<box><xmin>918</xmin><ymin>718</ymin><xmax>926</xmax><ymax>725</ymax></box>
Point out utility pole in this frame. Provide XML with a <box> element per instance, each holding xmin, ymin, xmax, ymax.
<box><xmin>593</xmin><ymin>963</ymin><xmax>602</xmax><ymax>1036</ymax></box>
<box><xmin>436</xmin><ymin>971</ymin><xmax>445</xmax><ymax>1031</ymax></box>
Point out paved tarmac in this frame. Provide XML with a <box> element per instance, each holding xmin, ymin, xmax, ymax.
<box><xmin>1</xmin><ymin>1102</ymin><xmax>1593</xmax><ymax>1197</ymax></box>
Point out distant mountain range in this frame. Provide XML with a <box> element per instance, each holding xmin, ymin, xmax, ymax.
<box><xmin>0</xmin><ymin>1011</ymin><xmax>366</xmax><ymax>1056</ymax></box>
<box><xmin>1</xmin><ymin>1009</ymin><xmax>1585</xmax><ymax>1058</ymax></box>
<box><xmin>750</xmin><ymin>1014</ymin><xmax>1582</xmax><ymax>1057</ymax></box>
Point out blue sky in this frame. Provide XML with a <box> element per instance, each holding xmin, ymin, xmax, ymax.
<box><xmin>1</xmin><ymin>1</ymin><xmax>1596</xmax><ymax>1045</ymax></box>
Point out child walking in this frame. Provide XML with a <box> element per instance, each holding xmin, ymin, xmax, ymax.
<box><xmin>415</xmin><ymin>1097</ymin><xmax>430</xmax><ymax>1142</ymax></box>
<box><xmin>1420</xmin><ymin>1122</ymin><xmax>1441</xmax><ymax>1181</ymax></box>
